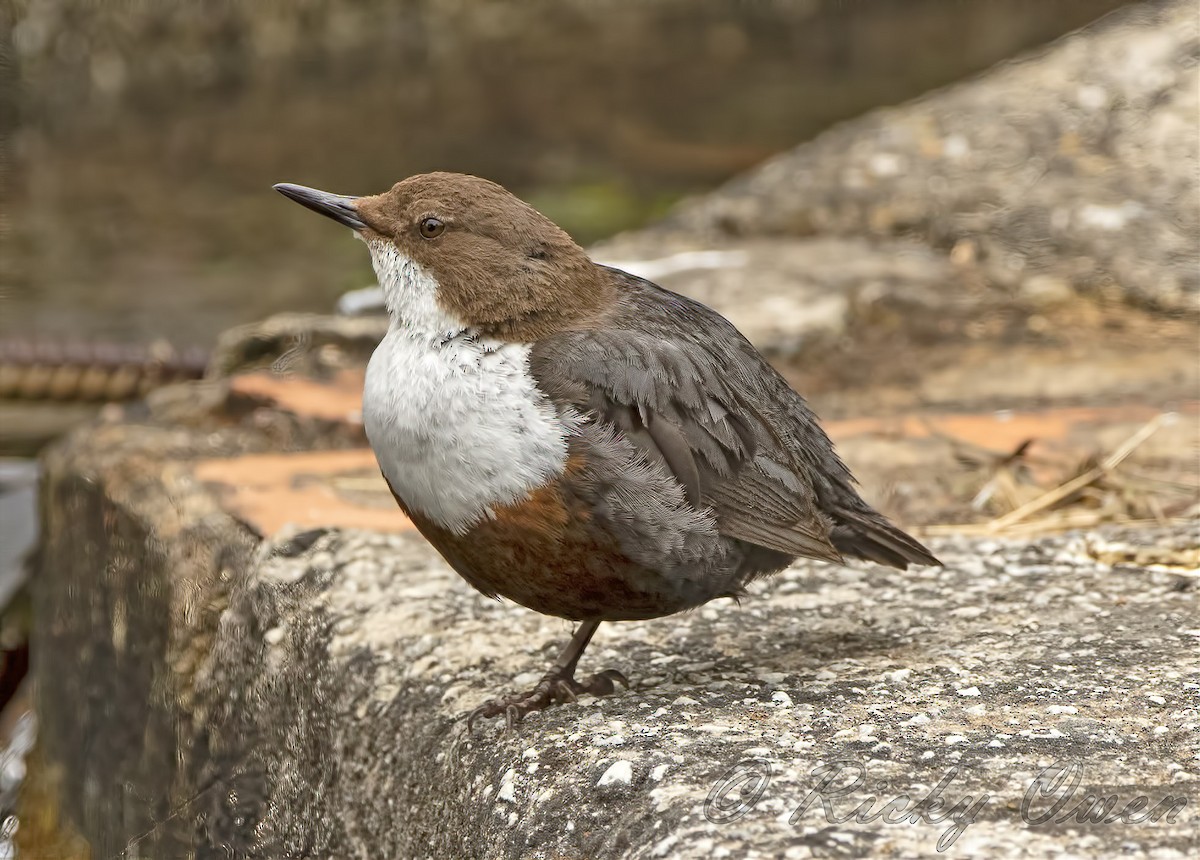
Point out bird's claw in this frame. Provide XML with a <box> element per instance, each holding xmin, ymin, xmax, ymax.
<box><xmin>467</xmin><ymin>668</ymin><xmax>629</xmax><ymax>732</ymax></box>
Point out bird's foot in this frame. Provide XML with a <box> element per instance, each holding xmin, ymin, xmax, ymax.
<box><xmin>467</xmin><ymin>667</ymin><xmax>628</xmax><ymax>731</ymax></box>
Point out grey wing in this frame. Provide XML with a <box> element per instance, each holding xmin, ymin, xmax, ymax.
<box><xmin>532</xmin><ymin>272</ymin><xmax>940</xmax><ymax>570</ymax></box>
<box><xmin>530</xmin><ymin>297</ymin><xmax>844</xmax><ymax>566</ymax></box>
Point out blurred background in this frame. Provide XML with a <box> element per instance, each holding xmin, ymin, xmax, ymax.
<box><xmin>3</xmin><ymin>0</ymin><xmax>1130</xmax><ymax>349</ymax></box>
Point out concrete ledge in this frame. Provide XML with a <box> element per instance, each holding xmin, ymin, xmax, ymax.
<box><xmin>27</xmin><ymin>423</ymin><xmax>259</xmax><ymax>857</ymax></box>
<box><xmin>22</xmin><ymin>385</ymin><xmax>1199</xmax><ymax>856</ymax></box>
<box><xmin>200</xmin><ymin>524</ymin><xmax>1197</xmax><ymax>858</ymax></box>
<box><xmin>28</xmin><ymin>439</ymin><xmax>1199</xmax><ymax>857</ymax></box>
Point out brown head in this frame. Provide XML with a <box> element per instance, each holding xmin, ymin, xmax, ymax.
<box><xmin>274</xmin><ymin>172</ymin><xmax>612</xmax><ymax>341</ymax></box>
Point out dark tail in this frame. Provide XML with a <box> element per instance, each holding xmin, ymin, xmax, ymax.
<box><xmin>830</xmin><ymin>507</ymin><xmax>941</xmax><ymax>569</ymax></box>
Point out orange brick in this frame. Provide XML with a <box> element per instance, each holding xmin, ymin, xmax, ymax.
<box><xmin>193</xmin><ymin>449</ymin><xmax>412</xmax><ymax>536</ymax></box>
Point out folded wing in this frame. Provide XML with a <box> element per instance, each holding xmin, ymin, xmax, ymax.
<box><xmin>530</xmin><ymin>269</ymin><xmax>939</xmax><ymax>570</ymax></box>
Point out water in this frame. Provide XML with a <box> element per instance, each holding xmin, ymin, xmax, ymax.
<box><xmin>2</xmin><ymin>0</ymin><xmax>1128</xmax><ymax>351</ymax></box>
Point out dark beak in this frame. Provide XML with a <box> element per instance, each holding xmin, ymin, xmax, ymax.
<box><xmin>273</xmin><ymin>183</ymin><xmax>366</xmax><ymax>230</ymax></box>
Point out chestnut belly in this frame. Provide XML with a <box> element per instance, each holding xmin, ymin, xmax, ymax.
<box><xmin>395</xmin><ymin>480</ymin><xmax>698</xmax><ymax>621</ymax></box>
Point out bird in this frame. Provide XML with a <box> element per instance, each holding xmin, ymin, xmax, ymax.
<box><xmin>273</xmin><ymin>172</ymin><xmax>939</xmax><ymax>729</ymax></box>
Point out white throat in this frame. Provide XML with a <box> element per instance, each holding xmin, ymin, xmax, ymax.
<box><xmin>363</xmin><ymin>238</ymin><xmax>466</xmax><ymax>341</ymax></box>
<box><xmin>360</xmin><ymin>241</ymin><xmax>575</xmax><ymax>533</ymax></box>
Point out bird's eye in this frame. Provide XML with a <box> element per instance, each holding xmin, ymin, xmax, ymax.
<box><xmin>418</xmin><ymin>217</ymin><xmax>445</xmax><ymax>239</ymax></box>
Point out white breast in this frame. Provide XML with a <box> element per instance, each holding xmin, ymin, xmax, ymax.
<box><xmin>360</xmin><ymin>239</ymin><xmax>574</xmax><ymax>534</ymax></box>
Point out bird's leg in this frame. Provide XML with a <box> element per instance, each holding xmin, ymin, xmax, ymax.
<box><xmin>467</xmin><ymin>620</ymin><xmax>628</xmax><ymax>731</ymax></box>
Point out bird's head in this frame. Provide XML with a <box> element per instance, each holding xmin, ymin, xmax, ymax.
<box><xmin>274</xmin><ymin>172</ymin><xmax>609</xmax><ymax>341</ymax></box>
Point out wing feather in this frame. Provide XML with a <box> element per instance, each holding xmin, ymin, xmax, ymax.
<box><xmin>530</xmin><ymin>268</ymin><xmax>939</xmax><ymax>570</ymax></box>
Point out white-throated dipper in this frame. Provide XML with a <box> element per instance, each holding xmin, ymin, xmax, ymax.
<box><xmin>274</xmin><ymin>173</ymin><xmax>939</xmax><ymax>728</ymax></box>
